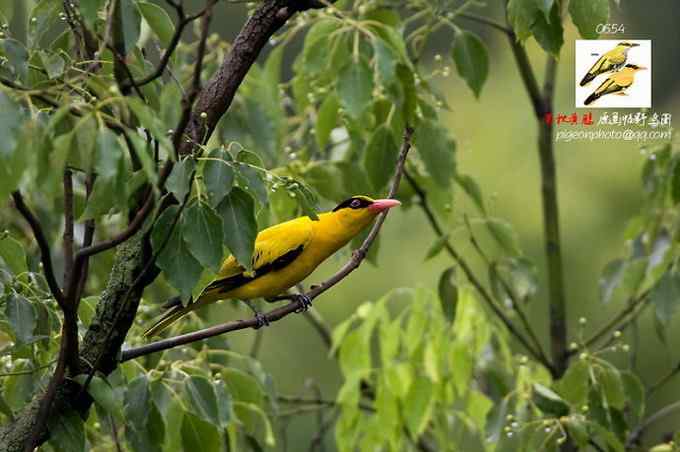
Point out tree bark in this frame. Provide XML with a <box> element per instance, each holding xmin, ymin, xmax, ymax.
<box><xmin>0</xmin><ymin>1</ymin><xmax>322</xmax><ymax>450</ymax></box>
<box><xmin>0</xmin><ymin>234</ymin><xmax>147</xmax><ymax>451</ymax></box>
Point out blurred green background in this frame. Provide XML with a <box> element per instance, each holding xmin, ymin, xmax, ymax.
<box><xmin>5</xmin><ymin>0</ymin><xmax>680</xmax><ymax>448</ymax></box>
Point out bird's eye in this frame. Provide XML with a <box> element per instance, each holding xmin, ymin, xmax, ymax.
<box><xmin>350</xmin><ymin>199</ymin><xmax>361</xmax><ymax>208</ymax></box>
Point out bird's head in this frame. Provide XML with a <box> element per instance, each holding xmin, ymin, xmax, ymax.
<box><xmin>330</xmin><ymin>195</ymin><xmax>401</xmax><ymax>233</ymax></box>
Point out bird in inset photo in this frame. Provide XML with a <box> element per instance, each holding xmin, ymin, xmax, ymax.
<box><xmin>143</xmin><ymin>195</ymin><xmax>401</xmax><ymax>336</ymax></box>
<box><xmin>583</xmin><ymin>64</ymin><xmax>647</xmax><ymax>105</ymax></box>
<box><xmin>579</xmin><ymin>42</ymin><xmax>639</xmax><ymax>86</ymax></box>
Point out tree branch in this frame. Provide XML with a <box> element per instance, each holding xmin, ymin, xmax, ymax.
<box><xmin>10</xmin><ymin>191</ymin><xmax>64</xmax><ymax>306</ymax></box>
<box><xmin>403</xmin><ymin>170</ymin><xmax>555</xmax><ymax>376</ymax></box>
<box><xmin>120</xmin><ymin>126</ymin><xmax>415</xmax><ymax>362</ymax></box>
<box><xmin>121</xmin><ymin>2</ymin><xmax>209</xmax><ymax>90</ymax></box>
<box><xmin>176</xmin><ymin>0</ymin><xmax>302</xmax><ymax>155</ymax></box>
<box><xmin>626</xmin><ymin>400</ymin><xmax>680</xmax><ymax>449</ymax></box>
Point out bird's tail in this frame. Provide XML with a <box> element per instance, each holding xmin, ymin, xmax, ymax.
<box><xmin>143</xmin><ymin>296</ymin><xmax>198</xmax><ymax>337</ymax></box>
<box><xmin>580</xmin><ymin>73</ymin><xmax>595</xmax><ymax>86</ymax></box>
<box><xmin>584</xmin><ymin>92</ymin><xmax>600</xmax><ymax>105</ymax></box>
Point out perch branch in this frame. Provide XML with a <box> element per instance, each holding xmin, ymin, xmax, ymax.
<box><xmin>120</xmin><ymin>127</ymin><xmax>415</xmax><ymax>362</ymax></box>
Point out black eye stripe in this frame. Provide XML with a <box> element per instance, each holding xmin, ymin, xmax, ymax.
<box><xmin>333</xmin><ymin>197</ymin><xmax>372</xmax><ymax>212</ymax></box>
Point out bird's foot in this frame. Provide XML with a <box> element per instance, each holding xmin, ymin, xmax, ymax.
<box><xmin>243</xmin><ymin>300</ymin><xmax>270</xmax><ymax>329</ymax></box>
<box><xmin>253</xmin><ymin>311</ymin><xmax>270</xmax><ymax>329</ymax></box>
<box><xmin>293</xmin><ymin>294</ymin><xmax>313</xmax><ymax>313</ymax></box>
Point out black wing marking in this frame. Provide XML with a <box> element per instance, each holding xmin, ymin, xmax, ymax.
<box><xmin>204</xmin><ymin>245</ymin><xmax>305</xmax><ymax>295</ymax></box>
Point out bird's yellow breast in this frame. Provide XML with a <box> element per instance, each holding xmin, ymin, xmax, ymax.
<box><xmin>215</xmin><ymin>213</ymin><xmax>357</xmax><ymax>300</ymax></box>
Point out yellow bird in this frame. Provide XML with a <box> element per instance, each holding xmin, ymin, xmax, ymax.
<box><xmin>579</xmin><ymin>42</ymin><xmax>639</xmax><ymax>86</ymax></box>
<box><xmin>144</xmin><ymin>196</ymin><xmax>401</xmax><ymax>336</ymax></box>
<box><xmin>584</xmin><ymin>64</ymin><xmax>647</xmax><ymax>105</ymax></box>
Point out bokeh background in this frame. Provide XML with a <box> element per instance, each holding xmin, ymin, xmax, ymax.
<box><xmin>4</xmin><ymin>0</ymin><xmax>680</xmax><ymax>448</ymax></box>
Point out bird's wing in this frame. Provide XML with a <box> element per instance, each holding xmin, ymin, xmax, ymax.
<box><xmin>594</xmin><ymin>77</ymin><xmax>624</xmax><ymax>97</ymax></box>
<box><xmin>198</xmin><ymin>217</ymin><xmax>314</xmax><ymax>299</ymax></box>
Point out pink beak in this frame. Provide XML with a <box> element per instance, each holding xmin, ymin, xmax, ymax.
<box><xmin>368</xmin><ymin>198</ymin><xmax>401</xmax><ymax>212</ymax></box>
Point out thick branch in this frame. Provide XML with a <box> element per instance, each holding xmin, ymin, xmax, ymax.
<box><xmin>176</xmin><ymin>0</ymin><xmax>301</xmax><ymax>155</ymax></box>
<box><xmin>120</xmin><ymin>127</ymin><xmax>415</xmax><ymax>362</ymax></box>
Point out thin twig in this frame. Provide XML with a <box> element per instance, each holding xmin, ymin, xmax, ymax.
<box><xmin>462</xmin><ymin>214</ymin><xmax>548</xmax><ymax>367</ymax></box>
<box><xmin>11</xmin><ymin>191</ymin><xmax>65</xmax><ymax>307</ymax></box>
<box><xmin>120</xmin><ymin>127</ymin><xmax>415</xmax><ymax>362</ymax></box>
<box><xmin>648</xmin><ymin>361</ymin><xmax>680</xmax><ymax>397</ymax></box>
<box><xmin>122</xmin><ymin>4</ymin><xmax>209</xmax><ymax>90</ymax></box>
<box><xmin>457</xmin><ymin>12</ymin><xmax>512</xmax><ymax>35</ymax></box>
<box><xmin>626</xmin><ymin>400</ymin><xmax>680</xmax><ymax>448</ymax></box>
<box><xmin>403</xmin><ymin>170</ymin><xmax>554</xmax><ymax>375</ymax></box>
<box><xmin>62</xmin><ymin>169</ymin><xmax>75</xmax><ymax>293</ymax></box>
<box><xmin>172</xmin><ymin>0</ymin><xmax>217</xmax><ymax>154</ymax></box>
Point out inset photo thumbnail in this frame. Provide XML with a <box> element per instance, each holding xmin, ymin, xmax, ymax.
<box><xmin>575</xmin><ymin>40</ymin><xmax>651</xmax><ymax>108</ymax></box>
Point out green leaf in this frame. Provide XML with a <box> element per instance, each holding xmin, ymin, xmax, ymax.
<box><xmin>38</xmin><ymin>50</ymin><xmax>65</xmax><ymax>79</ymax></box>
<box><xmin>127</xmin><ymin>97</ymin><xmax>172</xmax><ymax>151</ymax></box>
<box><xmin>437</xmin><ymin>266</ymin><xmax>458</xmax><ymax>323</ymax></box>
<box><xmin>203</xmin><ymin>148</ymin><xmax>234</xmax><ymax>207</ymax></box>
<box><xmin>74</xmin><ymin>375</ymin><xmax>123</xmax><ymax>422</ymax></box>
<box><xmin>486</xmin><ymin>218</ymin><xmax>521</xmax><ymax>256</ymax></box>
<box><xmin>569</xmin><ymin>0</ymin><xmax>609</xmax><ymax>39</ymax></box>
<box><xmin>79</xmin><ymin>0</ymin><xmax>107</xmax><ymax>29</ymax></box>
<box><xmin>181</xmin><ymin>412</ymin><xmax>221</xmax><ymax>452</ymax></box>
<box><xmin>364</xmin><ymin>125</ymin><xmax>399</xmax><ymax>191</ymax></box>
<box><xmin>413</xmin><ymin>123</ymin><xmax>455</xmax><ymax>188</ymax></box>
<box><xmin>217</xmin><ymin>188</ymin><xmax>257</xmax><ymax>270</ymax></box>
<box><xmin>222</xmin><ymin>367</ymin><xmax>264</xmax><ymax>407</ymax></box>
<box><xmin>455</xmin><ymin>174</ymin><xmax>484</xmax><ymax>213</ymax></box>
<box><xmin>125</xmin><ymin>375</ymin><xmax>151</xmax><ymax>426</ymax></box>
<box><xmin>600</xmin><ymin>259</ymin><xmax>625</xmax><ymax>304</ymax></box>
<box><xmin>425</xmin><ymin>234</ymin><xmax>449</xmax><ymax>261</ymax></box>
<box><xmin>0</xmin><ymin>234</ymin><xmax>27</xmax><ymax>274</ymax></box>
<box><xmin>27</xmin><ymin>0</ymin><xmax>61</xmax><ymax>49</ymax></box>
<box><xmin>5</xmin><ymin>293</ymin><xmax>36</xmax><ymax>345</ymax></box>
<box><xmin>373</xmin><ymin>37</ymin><xmax>397</xmax><ymax>83</ymax></box>
<box><xmin>396</xmin><ymin>63</ymin><xmax>417</xmax><ymax>123</ymax></box>
<box><xmin>531</xmin><ymin>4</ymin><xmax>564</xmax><ymax>55</ymax></box>
<box><xmin>651</xmin><ymin>270</ymin><xmax>680</xmax><ymax>327</ymax></box>
<box><xmin>137</xmin><ymin>1</ymin><xmax>175</xmax><ymax>47</ymax></box>
<box><xmin>113</xmin><ymin>0</ymin><xmax>141</xmax><ymax>55</ymax></box>
<box><xmin>166</xmin><ymin>157</ymin><xmax>195</xmax><ymax>201</ymax></box>
<box><xmin>563</xmin><ymin>414</ymin><xmax>589</xmax><ymax>447</ymax></box>
<box><xmin>183</xmin><ymin>202</ymin><xmax>223</xmax><ymax>272</ymax></box>
<box><xmin>556</xmin><ymin>360</ymin><xmax>590</xmax><ymax>406</ymax></box>
<box><xmin>235</xmin><ymin>163</ymin><xmax>268</xmax><ymax>206</ymax></box>
<box><xmin>302</xmin><ymin>19</ymin><xmax>340</xmax><ymax>75</ymax></box>
<box><xmin>234</xmin><ymin>402</ymin><xmax>276</xmax><ymax>447</ymax></box>
<box><xmin>152</xmin><ymin>205</ymin><xmax>203</xmax><ymax>298</ymax></box>
<box><xmin>48</xmin><ymin>408</ymin><xmax>85</xmax><ymax>452</ymax></box>
<box><xmin>1</xmin><ymin>39</ymin><xmax>28</xmax><ymax>81</ymax></box>
<box><xmin>316</xmin><ymin>94</ymin><xmax>339</xmax><ymax>150</ymax></box>
<box><xmin>621</xmin><ymin>371</ymin><xmax>645</xmax><ymax>422</ymax></box>
<box><xmin>337</xmin><ymin>59</ymin><xmax>374</xmax><ymax>120</ymax></box>
<box><xmin>532</xmin><ymin>383</ymin><xmax>569</xmax><ymax>416</ymax></box>
<box><xmin>507</xmin><ymin>0</ymin><xmax>539</xmax><ymax>40</ymax></box>
<box><xmin>184</xmin><ymin>375</ymin><xmax>221</xmax><ymax>426</ymax></box>
<box><xmin>598</xmin><ymin>363</ymin><xmax>625</xmax><ymax>410</ymax></box>
<box><xmin>452</xmin><ymin>30</ymin><xmax>489</xmax><ymax>98</ymax></box>
<box><xmin>403</xmin><ymin>376</ymin><xmax>434</xmax><ymax>437</ymax></box>
<box><xmin>0</xmin><ymin>92</ymin><xmax>22</xmax><ymax>158</ymax></box>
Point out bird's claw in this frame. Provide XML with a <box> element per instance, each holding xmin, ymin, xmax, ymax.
<box><xmin>254</xmin><ymin>311</ymin><xmax>270</xmax><ymax>329</ymax></box>
<box><xmin>294</xmin><ymin>294</ymin><xmax>313</xmax><ymax>313</ymax></box>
